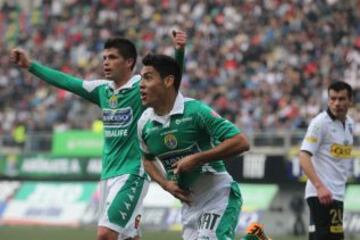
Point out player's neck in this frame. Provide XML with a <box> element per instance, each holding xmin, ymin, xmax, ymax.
<box><xmin>113</xmin><ymin>71</ymin><xmax>133</xmax><ymax>89</ymax></box>
<box><xmin>154</xmin><ymin>92</ymin><xmax>177</xmax><ymax>116</ymax></box>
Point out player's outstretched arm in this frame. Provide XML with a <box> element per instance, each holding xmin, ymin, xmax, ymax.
<box><xmin>10</xmin><ymin>48</ymin><xmax>100</xmax><ymax>104</ymax></box>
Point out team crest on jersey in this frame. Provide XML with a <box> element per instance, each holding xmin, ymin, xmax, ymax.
<box><xmin>108</xmin><ymin>95</ymin><xmax>118</xmax><ymax>108</ymax></box>
<box><xmin>164</xmin><ymin>134</ymin><xmax>177</xmax><ymax>149</ymax></box>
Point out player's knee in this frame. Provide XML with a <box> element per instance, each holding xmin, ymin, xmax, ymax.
<box><xmin>97</xmin><ymin>227</ymin><xmax>118</xmax><ymax>240</ymax></box>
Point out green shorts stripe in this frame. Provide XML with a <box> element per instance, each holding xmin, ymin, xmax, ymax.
<box><xmin>216</xmin><ymin>182</ymin><xmax>242</xmax><ymax>239</ymax></box>
<box><xmin>107</xmin><ymin>175</ymin><xmax>145</xmax><ymax>227</ymax></box>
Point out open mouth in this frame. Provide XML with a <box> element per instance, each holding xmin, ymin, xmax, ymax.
<box><xmin>140</xmin><ymin>91</ymin><xmax>147</xmax><ymax>101</ymax></box>
<box><xmin>104</xmin><ymin>68</ymin><xmax>111</xmax><ymax>76</ymax></box>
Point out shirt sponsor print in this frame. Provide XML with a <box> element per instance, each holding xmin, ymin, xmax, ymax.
<box><xmin>103</xmin><ymin>107</ymin><xmax>133</xmax><ymax>128</ymax></box>
<box><xmin>330</xmin><ymin>144</ymin><xmax>352</xmax><ymax>159</ymax></box>
<box><xmin>305</xmin><ymin>136</ymin><xmax>319</xmax><ymax>144</ymax></box>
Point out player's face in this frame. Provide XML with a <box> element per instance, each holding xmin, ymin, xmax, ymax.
<box><xmin>140</xmin><ymin>66</ymin><xmax>166</xmax><ymax>107</ymax></box>
<box><xmin>102</xmin><ymin>48</ymin><xmax>130</xmax><ymax>80</ymax></box>
<box><xmin>328</xmin><ymin>89</ymin><xmax>352</xmax><ymax>120</ymax></box>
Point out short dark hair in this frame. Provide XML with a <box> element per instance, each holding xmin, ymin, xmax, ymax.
<box><xmin>104</xmin><ymin>37</ymin><xmax>137</xmax><ymax>70</ymax></box>
<box><xmin>328</xmin><ymin>81</ymin><xmax>353</xmax><ymax>99</ymax></box>
<box><xmin>142</xmin><ymin>54</ymin><xmax>182</xmax><ymax>92</ymax></box>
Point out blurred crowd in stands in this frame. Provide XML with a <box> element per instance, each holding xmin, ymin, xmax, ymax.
<box><xmin>0</xmin><ymin>0</ymin><xmax>360</xmax><ymax>146</ymax></box>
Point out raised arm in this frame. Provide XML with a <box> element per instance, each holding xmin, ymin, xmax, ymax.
<box><xmin>171</xmin><ymin>30</ymin><xmax>186</xmax><ymax>73</ymax></box>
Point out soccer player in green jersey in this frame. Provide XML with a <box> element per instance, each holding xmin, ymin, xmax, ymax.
<box><xmin>10</xmin><ymin>31</ymin><xmax>186</xmax><ymax>240</ymax></box>
<box><xmin>137</xmin><ymin>54</ymin><xmax>271</xmax><ymax>240</ymax></box>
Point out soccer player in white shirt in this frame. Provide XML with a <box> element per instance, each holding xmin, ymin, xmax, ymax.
<box><xmin>299</xmin><ymin>81</ymin><xmax>354</xmax><ymax>240</ymax></box>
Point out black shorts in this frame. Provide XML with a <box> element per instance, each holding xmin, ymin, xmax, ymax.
<box><xmin>307</xmin><ymin>197</ymin><xmax>344</xmax><ymax>240</ymax></box>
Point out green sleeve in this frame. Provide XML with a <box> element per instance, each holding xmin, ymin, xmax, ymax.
<box><xmin>29</xmin><ymin>62</ymin><xmax>101</xmax><ymax>105</ymax></box>
<box><xmin>174</xmin><ymin>48</ymin><xmax>185</xmax><ymax>73</ymax></box>
<box><xmin>196</xmin><ymin>103</ymin><xmax>241</xmax><ymax>142</ymax></box>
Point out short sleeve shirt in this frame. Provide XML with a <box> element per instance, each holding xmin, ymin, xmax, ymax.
<box><xmin>300</xmin><ymin>110</ymin><xmax>354</xmax><ymax>201</ymax></box>
<box><xmin>137</xmin><ymin>93</ymin><xmax>241</xmax><ymax>190</ymax></box>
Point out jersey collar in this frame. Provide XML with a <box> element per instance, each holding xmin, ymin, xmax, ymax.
<box><xmin>150</xmin><ymin>92</ymin><xmax>185</xmax><ymax>125</ymax></box>
<box><xmin>326</xmin><ymin>108</ymin><xmax>350</xmax><ymax>128</ymax></box>
<box><xmin>326</xmin><ymin>108</ymin><xmax>337</xmax><ymax>121</ymax></box>
<box><xmin>109</xmin><ymin>74</ymin><xmax>141</xmax><ymax>93</ymax></box>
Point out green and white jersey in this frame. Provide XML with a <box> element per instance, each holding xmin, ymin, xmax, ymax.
<box><xmin>28</xmin><ymin>50</ymin><xmax>184</xmax><ymax>181</ymax></box>
<box><xmin>137</xmin><ymin>93</ymin><xmax>241</xmax><ymax>189</ymax></box>
<box><xmin>29</xmin><ymin>63</ymin><xmax>145</xmax><ymax>179</ymax></box>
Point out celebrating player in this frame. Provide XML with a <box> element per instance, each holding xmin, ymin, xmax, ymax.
<box><xmin>10</xmin><ymin>31</ymin><xmax>186</xmax><ymax>240</ymax></box>
<box><xmin>137</xmin><ymin>53</ymin><xmax>271</xmax><ymax>240</ymax></box>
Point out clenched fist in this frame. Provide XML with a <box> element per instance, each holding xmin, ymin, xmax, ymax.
<box><xmin>10</xmin><ymin>49</ymin><xmax>31</xmax><ymax>68</ymax></box>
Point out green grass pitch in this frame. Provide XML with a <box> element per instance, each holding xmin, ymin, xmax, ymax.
<box><xmin>1</xmin><ymin>226</ymin><xmax>360</xmax><ymax>240</ymax></box>
<box><xmin>0</xmin><ymin>225</ymin><xmax>308</xmax><ymax>240</ymax></box>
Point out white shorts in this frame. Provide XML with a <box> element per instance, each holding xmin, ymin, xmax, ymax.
<box><xmin>181</xmin><ymin>173</ymin><xmax>242</xmax><ymax>240</ymax></box>
<box><xmin>98</xmin><ymin>174</ymin><xmax>149</xmax><ymax>239</ymax></box>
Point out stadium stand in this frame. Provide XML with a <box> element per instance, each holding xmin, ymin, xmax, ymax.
<box><xmin>0</xmin><ymin>1</ymin><xmax>360</xmax><ymax>238</ymax></box>
<box><xmin>0</xmin><ymin>0</ymin><xmax>359</xmax><ymax>143</ymax></box>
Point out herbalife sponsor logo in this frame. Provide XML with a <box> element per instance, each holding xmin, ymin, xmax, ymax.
<box><xmin>104</xmin><ymin>129</ymin><xmax>129</xmax><ymax>138</ymax></box>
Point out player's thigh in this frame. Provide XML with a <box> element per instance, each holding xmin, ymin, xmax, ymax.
<box><xmin>306</xmin><ymin>197</ymin><xmax>344</xmax><ymax>240</ymax></box>
<box><xmin>98</xmin><ymin>175</ymin><xmax>149</xmax><ymax>239</ymax></box>
<box><xmin>197</xmin><ymin>182</ymin><xmax>242</xmax><ymax>240</ymax></box>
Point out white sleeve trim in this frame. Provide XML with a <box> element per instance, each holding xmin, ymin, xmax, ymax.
<box><xmin>82</xmin><ymin>79</ymin><xmax>111</xmax><ymax>93</ymax></box>
<box><xmin>137</xmin><ymin>109</ymin><xmax>153</xmax><ymax>154</ymax></box>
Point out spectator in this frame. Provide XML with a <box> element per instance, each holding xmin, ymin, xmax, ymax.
<box><xmin>1</xmin><ymin>0</ymin><xmax>359</xmax><ymax>138</ymax></box>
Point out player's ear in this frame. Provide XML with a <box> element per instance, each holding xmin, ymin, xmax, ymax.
<box><xmin>164</xmin><ymin>75</ymin><xmax>175</xmax><ymax>89</ymax></box>
<box><xmin>126</xmin><ymin>58</ymin><xmax>135</xmax><ymax>68</ymax></box>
